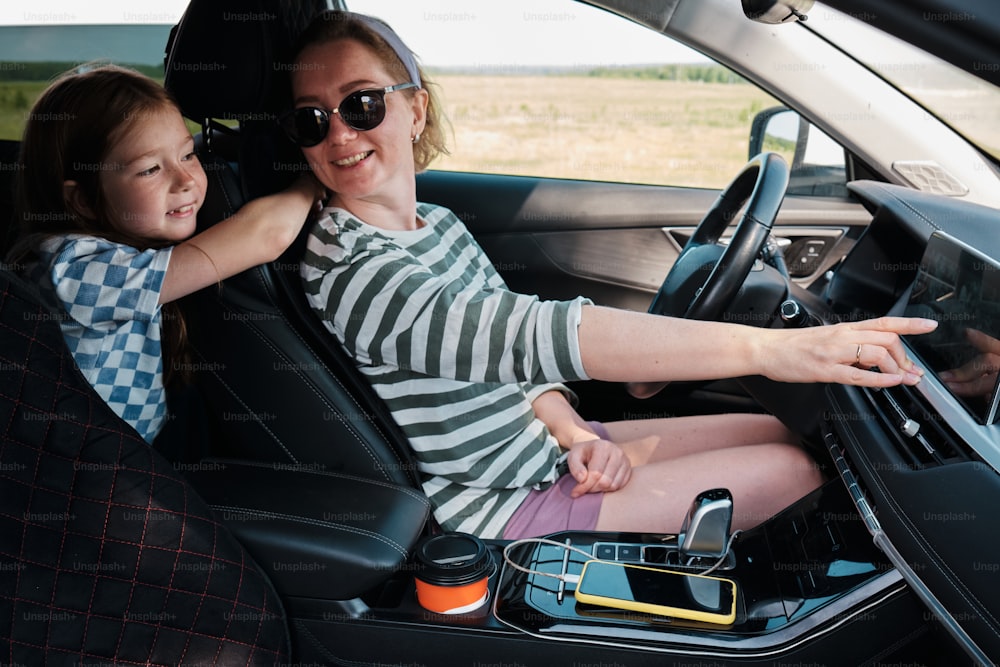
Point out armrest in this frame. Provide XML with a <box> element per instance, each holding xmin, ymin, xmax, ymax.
<box><xmin>183</xmin><ymin>460</ymin><xmax>431</xmax><ymax>600</ymax></box>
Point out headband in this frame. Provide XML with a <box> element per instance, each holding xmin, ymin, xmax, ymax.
<box><xmin>341</xmin><ymin>11</ymin><xmax>422</xmax><ymax>88</ymax></box>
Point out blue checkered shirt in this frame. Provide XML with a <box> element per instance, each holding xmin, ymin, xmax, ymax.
<box><xmin>33</xmin><ymin>235</ymin><xmax>172</xmax><ymax>443</ymax></box>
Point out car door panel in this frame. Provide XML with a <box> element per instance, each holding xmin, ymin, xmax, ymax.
<box><xmin>417</xmin><ymin>170</ymin><xmax>871</xmax><ymax>312</ymax></box>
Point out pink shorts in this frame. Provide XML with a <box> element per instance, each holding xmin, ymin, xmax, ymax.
<box><xmin>501</xmin><ymin>422</ymin><xmax>608</xmax><ymax>540</ymax></box>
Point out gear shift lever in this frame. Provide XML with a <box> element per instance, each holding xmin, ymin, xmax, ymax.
<box><xmin>678</xmin><ymin>488</ymin><xmax>733</xmax><ymax>560</ymax></box>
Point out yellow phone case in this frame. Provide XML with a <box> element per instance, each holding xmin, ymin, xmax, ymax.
<box><xmin>574</xmin><ymin>560</ymin><xmax>737</xmax><ymax>625</ymax></box>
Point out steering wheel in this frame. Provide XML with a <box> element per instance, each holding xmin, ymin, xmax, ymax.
<box><xmin>627</xmin><ymin>152</ymin><xmax>790</xmax><ymax>399</ymax></box>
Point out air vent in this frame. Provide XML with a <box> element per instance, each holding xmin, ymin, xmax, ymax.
<box><xmin>866</xmin><ymin>383</ymin><xmax>970</xmax><ymax>468</ymax></box>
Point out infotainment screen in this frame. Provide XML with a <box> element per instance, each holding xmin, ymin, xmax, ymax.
<box><xmin>903</xmin><ymin>232</ymin><xmax>1000</xmax><ymax>424</ymax></box>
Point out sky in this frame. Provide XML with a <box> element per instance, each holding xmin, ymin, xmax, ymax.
<box><xmin>0</xmin><ymin>1</ymin><xmax>187</xmax><ymax>26</ymax></box>
<box><xmin>0</xmin><ymin>0</ymin><xmax>706</xmax><ymax>67</ymax></box>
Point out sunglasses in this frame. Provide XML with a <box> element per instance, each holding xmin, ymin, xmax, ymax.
<box><xmin>279</xmin><ymin>82</ymin><xmax>419</xmax><ymax>147</ymax></box>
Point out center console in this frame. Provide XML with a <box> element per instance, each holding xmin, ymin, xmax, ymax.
<box><xmin>492</xmin><ymin>479</ymin><xmax>902</xmax><ymax>656</ymax></box>
<box><xmin>276</xmin><ymin>479</ymin><xmax>939</xmax><ymax>666</ymax></box>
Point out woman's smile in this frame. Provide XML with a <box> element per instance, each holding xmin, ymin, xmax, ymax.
<box><xmin>333</xmin><ymin>150</ymin><xmax>374</xmax><ymax>167</ymax></box>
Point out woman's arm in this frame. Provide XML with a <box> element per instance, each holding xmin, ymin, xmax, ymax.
<box><xmin>308</xmin><ymin>203</ymin><xmax>937</xmax><ymax>391</ymax></box>
<box><xmin>578</xmin><ymin>305</ymin><xmax>937</xmax><ymax>388</ymax></box>
<box><xmin>531</xmin><ymin>390</ymin><xmax>600</xmax><ymax>449</ymax></box>
<box><xmin>159</xmin><ymin>174</ymin><xmax>324</xmax><ymax>303</ymax></box>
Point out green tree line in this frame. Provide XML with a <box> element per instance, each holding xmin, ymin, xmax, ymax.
<box><xmin>426</xmin><ymin>63</ymin><xmax>750</xmax><ymax>83</ymax></box>
<box><xmin>585</xmin><ymin>64</ymin><xmax>747</xmax><ymax>84</ymax></box>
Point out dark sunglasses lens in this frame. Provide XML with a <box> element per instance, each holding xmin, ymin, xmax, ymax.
<box><xmin>340</xmin><ymin>90</ymin><xmax>386</xmax><ymax>131</ymax></box>
<box><xmin>281</xmin><ymin>90</ymin><xmax>388</xmax><ymax>144</ymax></box>
<box><xmin>283</xmin><ymin>108</ymin><xmax>328</xmax><ymax>147</ymax></box>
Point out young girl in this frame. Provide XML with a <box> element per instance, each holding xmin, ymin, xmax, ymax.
<box><xmin>11</xmin><ymin>64</ymin><xmax>323</xmax><ymax>443</ymax></box>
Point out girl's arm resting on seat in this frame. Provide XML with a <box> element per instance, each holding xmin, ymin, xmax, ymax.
<box><xmin>160</xmin><ymin>174</ymin><xmax>323</xmax><ymax>304</ymax></box>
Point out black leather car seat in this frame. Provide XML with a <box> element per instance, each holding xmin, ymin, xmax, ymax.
<box><xmin>162</xmin><ymin>0</ymin><xmax>424</xmax><ymax>490</ymax></box>
<box><xmin>0</xmin><ymin>269</ymin><xmax>290</xmax><ymax>665</ymax></box>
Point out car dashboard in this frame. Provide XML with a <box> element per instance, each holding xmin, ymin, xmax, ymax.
<box><xmin>819</xmin><ymin>180</ymin><xmax>1000</xmax><ymax>664</ymax></box>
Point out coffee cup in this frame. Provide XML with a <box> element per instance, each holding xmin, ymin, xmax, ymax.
<box><xmin>413</xmin><ymin>532</ymin><xmax>494</xmax><ymax>614</ymax></box>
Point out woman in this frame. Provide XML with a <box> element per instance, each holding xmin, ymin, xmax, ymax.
<box><xmin>284</xmin><ymin>11</ymin><xmax>936</xmax><ymax>539</ymax></box>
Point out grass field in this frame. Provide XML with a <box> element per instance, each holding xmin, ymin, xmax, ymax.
<box><xmin>0</xmin><ymin>81</ymin><xmax>45</xmax><ymax>140</ymax></box>
<box><xmin>0</xmin><ymin>74</ymin><xmax>778</xmax><ymax>189</ymax></box>
<box><xmin>430</xmin><ymin>74</ymin><xmax>780</xmax><ymax>188</ymax></box>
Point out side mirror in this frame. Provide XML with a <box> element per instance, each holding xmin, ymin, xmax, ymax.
<box><xmin>748</xmin><ymin>106</ymin><xmax>804</xmax><ymax>164</ymax></box>
<box><xmin>748</xmin><ymin>106</ymin><xmax>848</xmax><ymax>196</ymax></box>
<box><xmin>742</xmin><ymin>0</ymin><xmax>814</xmax><ymax>24</ymax></box>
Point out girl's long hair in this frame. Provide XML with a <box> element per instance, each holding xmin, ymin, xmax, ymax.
<box><xmin>11</xmin><ymin>64</ymin><xmax>192</xmax><ymax>386</ymax></box>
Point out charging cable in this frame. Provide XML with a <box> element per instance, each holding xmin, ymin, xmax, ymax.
<box><xmin>502</xmin><ymin>537</ymin><xmax>595</xmax><ymax>585</ymax></box>
<box><xmin>502</xmin><ymin>531</ymin><xmax>743</xmax><ymax>584</ymax></box>
<box><xmin>694</xmin><ymin>530</ymin><xmax>742</xmax><ymax>575</ymax></box>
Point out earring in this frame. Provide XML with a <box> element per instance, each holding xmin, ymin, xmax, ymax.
<box><xmin>412</xmin><ymin>132</ymin><xmax>421</xmax><ymax>144</ymax></box>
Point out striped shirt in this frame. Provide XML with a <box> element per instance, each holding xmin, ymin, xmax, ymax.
<box><xmin>301</xmin><ymin>203</ymin><xmax>592</xmax><ymax>537</ymax></box>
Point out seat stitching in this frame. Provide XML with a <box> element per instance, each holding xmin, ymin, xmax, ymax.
<box><xmin>210</xmin><ymin>459</ymin><xmax>429</xmax><ymax>506</ymax></box>
<box><xmin>187</xmin><ymin>336</ymin><xmax>299</xmax><ymax>464</ymax></box>
<box><xmin>869</xmin><ymin>183</ymin><xmax>942</xmax><ymax>233</ymax></box>
<box><xmin>209</xmin><ymin>505</ymin><xmax>409</xmax><ymax>556</ymax></box>
<box><xmin>223</xmin><ymin>305</ymin><xmax>398</xmax><ymax>481</ymax></box>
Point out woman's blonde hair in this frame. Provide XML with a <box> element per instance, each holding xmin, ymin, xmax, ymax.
<box><xmin>291</xmin><ymin>11</ymin><xmax>450</xmax><ymax>172</ymax></box>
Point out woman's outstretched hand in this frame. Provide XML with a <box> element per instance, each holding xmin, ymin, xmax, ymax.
<box><xmin>755</xmin><ymin>316</ymin><xmax>938</xmax><ymax>387</ymax></box>
<box><xmin>581</xmin><ymin>306</ymin><xmax>938</xmax><ymax>389</ymax></box>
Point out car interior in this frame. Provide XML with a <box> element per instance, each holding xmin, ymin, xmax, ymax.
<box><xmin>1</xmin><ymin>0</ymin><xmax>997</xmax><ymax>665</ymax></box>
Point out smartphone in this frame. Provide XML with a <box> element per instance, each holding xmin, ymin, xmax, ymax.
<box><xmin>574</xmin><ymin>560</ymin><xmax>737</xmax><ymax>625</ymax></box>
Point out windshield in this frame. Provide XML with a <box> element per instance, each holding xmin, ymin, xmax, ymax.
<box><xmin>808</xmin><ymin>5</ymin><xmax>1000</xmax><ymax>161</ymax></box>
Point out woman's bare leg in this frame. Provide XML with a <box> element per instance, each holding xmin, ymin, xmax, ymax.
<box><xmin>603</xmin><ymin>413</ymin><xmax>798</xmax><ymax>466</ymax></box>
<box><xmin>594</xmin><ymin>414</ymin><xmax>823</xmax><ymax>533</ymax></box>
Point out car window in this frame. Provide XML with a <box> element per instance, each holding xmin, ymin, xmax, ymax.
<box><xmin>356</xmin><ymin>0</ymin><xmax>846</xmax><ymax>193</ymax></box>
<box><xmin>0</xmin><ymin>23</ymin><xmax>174</xmax><ymax>141</ymax></box>
<box><xmin>0</xmin><ymin>1</ymin><xmax>849</xmax><ymax>194</ymax></box>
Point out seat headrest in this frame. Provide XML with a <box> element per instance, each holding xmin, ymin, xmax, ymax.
<box><xmin>164</xmin><ymin>0</ymin><xmax>326</xmax><ymax>123</ymax></box>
